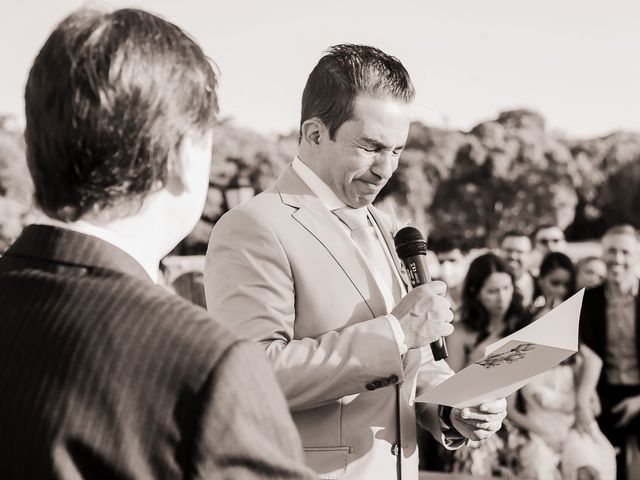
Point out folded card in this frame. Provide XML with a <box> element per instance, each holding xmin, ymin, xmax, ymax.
<box><xmin>415</xmin><ymin>289</ymin><xmax>584</xmax><ymax>408</ymax></box>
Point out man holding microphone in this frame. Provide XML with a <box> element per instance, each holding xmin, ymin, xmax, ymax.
<box><xmin>205</xmin><ymin>44</ymin><xmax>506</xmax><ymax>479</ymax></box>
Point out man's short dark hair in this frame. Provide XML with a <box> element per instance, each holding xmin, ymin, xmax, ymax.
<box><xmin>499</xmin><ymin>230</ymin><xmax>531</xmax><ymax>245</ymax></box>
<box><xmin>431</xmin><ymin>235</ymin><xmax>469</xmax><ymax>255</ymax></box>
<box><xmin>25</xmin><ymin>8</ymin><xmax>219</xmax><ymax>221</ymax></box>
<box><xmin>300</xmin><ymin>44</ymin><xmax>415</xmax><ymax>140</ymax></box>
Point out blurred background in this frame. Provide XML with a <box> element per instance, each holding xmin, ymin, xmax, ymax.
<box><xmin>1</xmin><ymin>0</ymin><xmax>639</xmax><ymax>264</ymax></box>
<box><xmin>2</xmin><ymin>2</ymin><xmax>640</xmax><ymax>477</ymax></box>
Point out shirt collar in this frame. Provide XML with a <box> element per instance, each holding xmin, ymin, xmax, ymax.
<box><xmin>606</xmin><ymin>276</ymin><xmax>639</xmax><ymax>300</ymax></box>
<box><xmin>292</xmin><ymin>157</ymin><xmax>347</xmax><ymax>211</ymax></box>
<box><xmin>37</xmin><ymin>217</ymin><xmax>159</xmax><ymax>283</ymax></box>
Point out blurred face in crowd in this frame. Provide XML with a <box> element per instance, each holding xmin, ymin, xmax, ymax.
<box><xmin>575</xmin><ymin>258</ymin><xmax>606</xmax><ymax>290</ymax></box>
<box><xmin>538</xmin><ymin>267</ymin><xmax>572</xmax><ymax>306</ymax></box>
<box><xmin>602</xmin><ymin>232</ymin><xmax>640</xmax><ymax>287</ymax></box>
<box><xmin>313</xmin><ymin>94</ymin><xmax>410</xmax><ymax>208</ymax></box>
<box><xmin>478</xmin><ymin>272</ymin><xmax>514</xmax><ymax>321</ymax></box>
<box><xmin>437</xmin><ymin>249</ymin><xmax>468</xmax><ymax>289</ymax></box>
<box><xmin>534</xmin><ymin>226</ymin><xmax>566</xmax><ymax>256</ymax></box>
<box><xmin>500</xmin><ymin>235</ymin><xmax>532</xmax><ymax>280</ymax></box>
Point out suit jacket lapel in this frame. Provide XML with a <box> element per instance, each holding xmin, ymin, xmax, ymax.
<box><xmin>368</xmin><ymin>205</ymin><xmax>411</xmax><ymax>290</ymax></box>
<box><xmin>275</xmin><ymin>166</ymin><xmax>389</xmax><ymax>318</ymax></box>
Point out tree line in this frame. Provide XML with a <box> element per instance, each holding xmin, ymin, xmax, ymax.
<box><xmin>1</xmin><ymin>110</ymin><xmax>639</xmax><ymax>253</ymax></box>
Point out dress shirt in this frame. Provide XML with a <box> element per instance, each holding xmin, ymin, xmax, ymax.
<box><xmin>605</xmin><ymin>278</ymin><xmax>640</xmax><ymax>385</ymax></box>
<box><xmin>292</xmin><ymin>157</ymin><xmax>408</xmax><ymax>354</ymax></box>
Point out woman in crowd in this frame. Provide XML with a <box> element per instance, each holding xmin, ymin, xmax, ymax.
<box><xmin>447</xmin><ymin>253</ymin><xmax>526</xmax><ymax>372</ymax></box>
<box><xmin>507</xmin><ymin>252</ymin><xmax>616</xmax><ymax>480</ymax></box>
<box><xmin>447</xmin><ymin>253</ymin><xmax>526</xmax><ymax>476</ymax></box>
<box><xmin>575</xmin><ymin>255</ymin><xmax>607</xmax><ymax>291</ymax></box>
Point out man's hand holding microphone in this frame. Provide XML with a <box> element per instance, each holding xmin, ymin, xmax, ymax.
<box><xmin>392</xmin><ymin>226</ymin><xmax>507</xmax><ymax>441</ymax></box>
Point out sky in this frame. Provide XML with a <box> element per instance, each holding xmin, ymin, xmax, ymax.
<box><xmin>1</xmin><ymin>0</ymin><xmax>639</xmax><ymax>138</ymax></box>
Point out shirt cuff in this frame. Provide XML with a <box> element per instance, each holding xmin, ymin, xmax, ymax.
<box><xmin>385</xmin><ymin>313</ymin><xmax>408</xmax><ymax>355</ymax></box>
<box><xmin>438</xmin><ymin>405</ymin><xmax>468</xmax><ymax>449</ymax></box>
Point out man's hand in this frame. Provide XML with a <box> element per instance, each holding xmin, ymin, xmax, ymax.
<box><xmin>449</xmin><ymin>398</ymin><xmax>507</xmax><ymax>441</ymax></box>
<box><xmin>391</xmin><ymin>281</ymin><xmax>454</xmax><ymax>350</ymax></box>
<box><xmin>612</xmin><ymin>394</ymin><xmax>640</xmax><ymax>428</ymax></box>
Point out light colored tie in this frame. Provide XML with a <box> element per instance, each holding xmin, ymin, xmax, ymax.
<box><xmin>333</xmin><ymin>207</ymin><xmax>401</xmax><ymax>300</ymax></box>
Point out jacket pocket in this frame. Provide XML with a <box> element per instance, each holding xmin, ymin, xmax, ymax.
<box><xmin>303</xmin><ymin>446</ymin><xmax>352</xmax><ymax>479</ymax></box>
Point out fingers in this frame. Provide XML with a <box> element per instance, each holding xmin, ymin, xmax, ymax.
<box><xmin>611</xmin><ymin>398</ymin><xmax>640</xmax><ymax>427</ymax></box>
<box><xmin>615</xmin><ymin>410</ymin><xmax>632</xmax><ymax>428</ymax></box>
<box><xmin>611</xmin><ymin>399</ymin><xmax>626</xmax><ymax>415</ymax></box>
<box><xmin>425</xmin><ymin>280</ymin><xmax>447</xmax><ymax>296</ymax></box>
<box><xmin>477</xmin><ymin>398</ymin><xmax>507</xmax><ymax>414</ymax></box>
<box><xmin>455</xmin><ymin>408</ymin><xmax>506</xmax><ymax>424</ymax></box>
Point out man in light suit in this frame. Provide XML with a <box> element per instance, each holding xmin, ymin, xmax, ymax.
<box><xmin>205</xmin><ymin>44</ymin><xmax>507</xmax><ymax>480</ymax></box>
<box><xmin>0</xmin><ymin>8</ymin><xmax>314</xmax><ymax>479</ymax></box>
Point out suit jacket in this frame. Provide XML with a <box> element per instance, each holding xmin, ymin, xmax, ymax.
<box><xmin>579</xmin><ymin>282</ymin><xmax>640</xmax><ymax>386</ymax></box>
<box><xmin>205</xmin><ymin>166</ymin><xmax>457</xmax><ymax>480</ymax></box>
<box><xmin>0</xmin><ymin>225</ymin><xmax>314</xmax><ymax>480</ymax></box>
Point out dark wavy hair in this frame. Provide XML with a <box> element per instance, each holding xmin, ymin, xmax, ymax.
<box><xmin>460</xmin><ymin>253</ymin><xmax>525</xmax><ymax>344</ymax></box>
<box><xmin>25</xmin><ymin>8</ymin><xmax>219</xmax><ymax>221</ymax></box>
<box><xmin>300</xmin><ymin>44</ymin><xmax>415</xmax><ymax>140</ymax></box>
<box><xmin>534</xmin><ymin>251</ymin><xmax>576</xmax><ymax>301</ymax></box>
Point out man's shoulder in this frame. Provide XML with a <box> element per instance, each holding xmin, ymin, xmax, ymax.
<box><xmin>583</xmin><ymin>283</ymin><xmax>606</xmax><ymax>302</ymax></box>
<box><xmin>125</xmin><ymin>278</ymin><xmax>236</xmax><ymax>340</ymax></box>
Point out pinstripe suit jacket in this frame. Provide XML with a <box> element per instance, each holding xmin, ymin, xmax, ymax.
<box><xmin>0</xmin><ymin>225</ymin><xmax>314</xmax><ymax>480</ymax></box>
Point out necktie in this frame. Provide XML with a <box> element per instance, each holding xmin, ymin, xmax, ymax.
<box><xmin>333</xmin><ymin>207</ymin><xmax>401</xmax><ymax>300</ymax></box>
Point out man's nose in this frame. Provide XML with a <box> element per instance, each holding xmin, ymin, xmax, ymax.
<box><xmin>371</xmin><ymin>152</ymin><xmax>395</xmax><ymax>180</ymax></box>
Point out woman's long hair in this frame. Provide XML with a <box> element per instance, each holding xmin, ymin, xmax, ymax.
<box><xmin>459</xmin><ymin>253</ymin><xmax>525</xmax><ymax>345</ymax></box>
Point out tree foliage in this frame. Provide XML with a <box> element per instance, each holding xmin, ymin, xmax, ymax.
<box><xmin>1</xmin><ymin>111</ymin><xmax>639</xmax><ymax>254</ymax></box>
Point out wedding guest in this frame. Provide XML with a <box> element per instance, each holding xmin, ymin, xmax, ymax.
<box><xmin>499</xmin><ymin>231</ymin><xmax>535</xmax><ymax>308</ymax></box>
<box><xmin>575</xmin><ymin>256</ymin><xmax>607</xmax><ymax>291</ymax></box>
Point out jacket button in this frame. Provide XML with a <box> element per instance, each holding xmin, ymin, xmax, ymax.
<box><xmin>388</xmin><ymin>374</ymin><xmax>399</xmax><ymax>383</ymax></box>
<box><xmin>366</xmin><ymin>382</ymin><xmax>376</xmax><ymax>391</ymax></box>
<box><xmin>373</xmin><ymin>380</ymin><xmax>383</xmax><ymax>388</ymax></box>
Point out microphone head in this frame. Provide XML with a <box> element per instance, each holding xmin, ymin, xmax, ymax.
<box><xmin>394</xmin><ymin>226</ymin><xmax>427</xmax><ymax>259</ymax></box>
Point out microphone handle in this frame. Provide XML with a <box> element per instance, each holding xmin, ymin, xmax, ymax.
<box><xmin>402</xmin><ymin>254</ymin><xmax>449</xmax><ymax>361</ymax></box>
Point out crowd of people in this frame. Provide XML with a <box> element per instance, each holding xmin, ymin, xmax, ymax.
<box><xmin>0</xmin><ymin>6</ymin><xmax>638</xmax><ymax>480</ymax></box>
<box><xmin>421</xmin><ymin>225</ymin><xmax>640</xmax><ymax>479</ymax></box>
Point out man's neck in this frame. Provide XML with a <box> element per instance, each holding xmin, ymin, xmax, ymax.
<box><xmin>608</xmin><ymin>275</ymin><xmax>638</xmax><ymax>296</ymax></box>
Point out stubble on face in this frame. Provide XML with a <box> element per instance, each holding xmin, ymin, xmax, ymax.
<box><xmin>318</xmin><ymin>94</ymin><xmax>411</xmax><ymax>209</ymax></box>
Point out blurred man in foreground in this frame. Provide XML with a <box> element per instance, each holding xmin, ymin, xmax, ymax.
<box><xmin>0</xmin><ymin>9</ymin><xmax>313</xmax><ymax>479</ymax></box>
<box><xmin>205</xmin><ymin>44</ymin><xmax>507</xmax><ymax>480</ymax></box>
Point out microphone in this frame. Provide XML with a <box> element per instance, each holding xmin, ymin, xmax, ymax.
<box><xmin>394</xmin><ymin>226</ymin><xmax>448</xmax><ymax>360</ymax></box>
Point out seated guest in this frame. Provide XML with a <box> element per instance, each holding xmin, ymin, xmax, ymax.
<box><xmin>530</xmin><ymin>251</ymin><xmax>576</xmax><ymax>314</ymax></box>
<box><xmin>499</xmin><ymin>230</ymin><xmax>536</xmax><ymax>308</ymax></box>
<box><xmin>447</xmin><ymin>253</ymin><xmax>526</xmax><ymax>477</ymax></box>
<box><xmin>533</xmin><ymin>224</ymin><xmax>567</xmax><ymax>255</ymax></box>
<box><xmin>508</xmin><ymin>252</ymin><xmax>616</xmax><ymax>480</ymax></box>
<box><xmin>0</xmin><ymin>8</ymin><xmax>313</xmax><ymax>479</ymax></box>
<box><xmin>431</xmin><ymin>234</ymin><xmax>470</xmax><ymax>313</ymax></box>
<box><xmin>580</xmin><ymin>224</ymin><xmax>640</xmax><ymax>480</ymax></box>
<box><xmin>575</xmin><ymin>255</ymin><xmax>607</xmax><ymax>291</ymax></box>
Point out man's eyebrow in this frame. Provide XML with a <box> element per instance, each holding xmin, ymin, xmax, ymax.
<box><xmin>359</xmin><ymin>137</ymin><xmax>404</xmax><ymax>150</ymax></box>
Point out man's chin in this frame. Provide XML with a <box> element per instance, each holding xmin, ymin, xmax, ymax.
<box><xmin>348</xmin><ymin>194</ymin><xmax>377</xmax><ymax>209</ymax></box>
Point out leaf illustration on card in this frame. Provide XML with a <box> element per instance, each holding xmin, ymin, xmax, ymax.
<box><xmin>475</xmin><ymin>343</ymin><xmax>536</xmax><ymax>369</ymax></box>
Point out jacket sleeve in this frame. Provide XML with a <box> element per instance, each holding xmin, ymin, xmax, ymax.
<box><xmin>193</xmin><ymin>341</ymin><xmax>316</xmax><ymax>479</ymax></box>
<box><xmin>414</xmin><ymin>347</ymin><xmax>466</xmax><ymax>449</ymax></box>
<box><xmin>204</xmin><ymin>206</ymin><xmax>405</xmax><ymax>411</ymax></box>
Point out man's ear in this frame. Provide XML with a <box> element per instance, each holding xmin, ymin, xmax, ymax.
<box><xmin>166</xmin><ymin>131</ymin><xmax>213</xmax><ymax>195</ymax></box>
<box><xmin>300</xmin><ymin>118</ymin><xmax>326</xmax><ymax>147</ymax></box>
